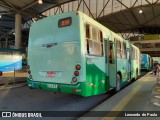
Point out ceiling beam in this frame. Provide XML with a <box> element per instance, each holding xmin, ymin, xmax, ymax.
<box><xmin>0</xmin><ymin>1</ymin><xmax>18</xmax><ymax>13</ymax></box>
<box><xmin>154</xmin><ymin>0</ymin><xmax>160</xmax><ymax>4</ymax></box>
<box><xmin>132</xmin><ymin>0</ymin><xmax>138</xmax><ymax>8</ymax></box>
<box><xmin>0</xmin><ymin>19</ymin><xmax>14</xmax><ymax>22</ymax></box>
<box><xmin>145</xmin><ymin>0</ymin><xmax>151</xmax><ymax>4</ymax></box>
<box><xmin>0</xmin><ymin>25</ymin><xmax>13</xmax><ymax>29</ymax></box>
<box><xmin>2</xmin><ymin>0</ymin><xmax>18</xmax><ymax>12</ymax></box>
<box><xmin>97</xmin><ymin>0</ymin><xmax>110</xmax><ymax>18</ymax></box>
<box><xmin>20</xmin><ymin>1</ymin><xmax>38</xmax><ymax>11</ymax></box>
<box><xmin>116</xmin><ymin>0</ymin><xmax>141</xmax><ymax>26</ymax></box>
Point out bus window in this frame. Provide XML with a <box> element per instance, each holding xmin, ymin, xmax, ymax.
<box><xmin>109</xmin><ymin>42</ymin><xmax>114</xmax><ymax>63</ymax></box>
<box><xmin>86</xmin><ymin>24</ymin><xmax>90</xmax><ymax>39</ymax></box>
<box><xmin>99</xmin><ymin>31</ymin><xmax>103</xmax><ymax>55</ymax></box>
<box><xmin>132</xmin><ymin>47</ymin><xmax>136</xmax><ymax>60</ymax></box>
<box><xmin>122</xmin><ymin>42</ymin><xmax>126</xmax><ymax>59</ymax></box>
<box><xmin>85</xmin><ymin>24</ymin><xmax>103</xmax><ymax>56</ymax></box>
<box><xmin>116</xmin><ymin>39</ymin><xmax>121</xmax><ymax>59</ymax></box>
<box><xmin>127</xmin><ymin>48</ymin><xmax>130</xmax><ymax>61</ymax></box>
<box><xmin>86</xmin><ymin>24</ymin><xmax>91</xmax><ymax>54</ymax></box>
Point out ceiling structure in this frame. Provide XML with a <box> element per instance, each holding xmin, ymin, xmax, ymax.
<box><xmin>0</xmin><ymin>0</ymin><xmax>160</xmax><ymax>55</ymax></box>
<box><xmin>0</xmin><ymin>0</ymin><xmax>75</xmax><ymax>37</ymax></box>
<box><xmin>0</xmin><ymin>0</ymin><xmax>160</xmax><ymax>39</ymax></box>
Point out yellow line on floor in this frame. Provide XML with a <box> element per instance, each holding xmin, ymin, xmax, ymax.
<box><xmin>102</xmin><ymin>85</ymin><xmax>141</xmax><ymax>120</ymax></box>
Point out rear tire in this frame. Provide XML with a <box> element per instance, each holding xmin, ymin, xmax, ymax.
<box><xmin>115</xmin><ymin>74</ymin><xmax>121</xmax><ymax>92</ymax></box>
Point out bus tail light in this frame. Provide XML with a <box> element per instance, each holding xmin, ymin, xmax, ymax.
<box><xmin>75</xmin><ymin>64</ymin><xmax>81</xmax><ymax>70</ymax></box>
<box><xmin>28</xmin><ymin>70</ymin><xmax>31</xmax><ymax>74</ymax></box>
<box><xmin>74</xmin><ymin>71</ymin><xmax>79</xmax><ymax>76</ymax></box>
<box><xmin>27</xmin><ymin>65</ymin><xmax>30</xmax><ymax>69</ymax></box>
<box><xmin>29</xmin><ymin>74</ymin><xmax>32</xmax><ymax>79</ymax></box>
<box><xmin>72</xmin><ymin>77</ymin><xmax>77</xmax><ymax>83</ymax></box>
<box><xmin>76</xmin><ymin>12</ymin><xmax>79</xmax><ymax>16</ymax></box>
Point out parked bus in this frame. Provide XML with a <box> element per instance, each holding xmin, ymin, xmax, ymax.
<box><xmin>27</xmin><ymin>11</ymin><xmax>141</xmax><ymax>97</ymax></box>
<box><xmin>0</xmin><ymin>48</ymin><xmax>22</xmax><ymax>72</ymax></box>
<box><xmin>141</xmin><ymin>54</ymin><xmax>152</xmax><ymax>71</ymax></box>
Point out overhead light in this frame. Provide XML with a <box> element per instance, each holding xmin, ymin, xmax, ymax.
<box><xmin>0</xmin><ymin>15</ymin><xmax>1</xmax><ymax>18</ymax></box>
<box><xmin>38</xmin><ymin>0</ymin><xmax>43</xmax><ymax>4</ymax></box>
<box><xmin>139</xmin><ymin>9</ymin><xmax>143</xmax><ymax>14</ymax></box>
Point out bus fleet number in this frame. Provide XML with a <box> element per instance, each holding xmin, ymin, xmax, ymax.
<box><xmin>47</xmin><ymin>84</ymin><xmax>57</xmax><ymax>89</ymax></box>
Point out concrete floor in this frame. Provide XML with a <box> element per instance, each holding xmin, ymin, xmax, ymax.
<box><xmin>78</xmin><ymin>72</ymin><xmax>160</xmax><ymax>120</ymax></box>
<box><xmin>0</xmin><ymin>71</ymin><xmax>159</xmax><ymax>120</ymax></box>
<box><xmin>0</xmin><ymin>67</ymin><xmax>27</xmax><ymax>86</ymax></box>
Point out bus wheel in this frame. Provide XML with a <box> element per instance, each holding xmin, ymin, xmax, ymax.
<box><xmin>116</xmin><ymin>74</ymin><xmax>121</xmax><ymax>92</ymax></box>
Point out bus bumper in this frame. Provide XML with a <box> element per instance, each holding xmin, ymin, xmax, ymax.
<box><xmin>27</xmin><ymin>78</ymin><xmax>84</xmax><ymax>96</ymax></box>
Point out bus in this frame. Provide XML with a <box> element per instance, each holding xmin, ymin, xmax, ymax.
<box><xmin>0</xmin><ymin>48</ymin><xmax>22</xmax><ymax>72</ymax></box>
<box><xmin>141</xmin><ymin>54</ymin><xmax>152</xmax><ymax>71</ymax></box>
<box><xmin>27</xmin><ymin>11</ymin><xmax>140</xmax><ymax>97</ymax></box>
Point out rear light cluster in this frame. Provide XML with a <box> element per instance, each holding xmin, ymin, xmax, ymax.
<box><xmin>27</xmin><ymin>65</ymin><xmax>32</xmax><ymax>80</ymax></box>
<box><xmin>71</xmin><ymin>64</ymin><xmax>81</xmax><ymax>84</ymax></box>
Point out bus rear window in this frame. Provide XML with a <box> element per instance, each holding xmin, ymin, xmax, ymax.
<box><xmin>58</xmin><ymin>17</ymin><xmax>72</xmax><ymax>27</ymax></box>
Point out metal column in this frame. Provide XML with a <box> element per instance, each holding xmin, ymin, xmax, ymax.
<box><xmin>15</xmin><ymin>13</ymin><xmax>22</xmax><ymax>49</ymax></box>
<box><xmin>5</xmin><ymin>36</ymin><xmax>8</xmax><ymax>48</ymax></box>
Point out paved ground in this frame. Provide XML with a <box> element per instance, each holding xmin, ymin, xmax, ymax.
<box><xmin>0</xmin><ymin>71</ymin><xmax>149</xmax><ymax>120</ymax></box>
<box><xmin>0</xmin><ymin>85</ymin><xmax>113</xmax><ymax>120</ymax></box>
<box><xmin>0</xmin><ymin>67</ymin><xmax>27</xmax><ymax>86</ymax></box>
<box><xmin>78</xmin><ymin>72</ymin><xmax>160</xmax><ymax>120</ymax></box>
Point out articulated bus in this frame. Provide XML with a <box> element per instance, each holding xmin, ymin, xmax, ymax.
<box><xmin>27</xmin><ymin>11</ymin><xmax>140</xmax><ymax>97</ymax></box>
<box><xmin>141</xmin><ymin>54</ymin><xmax>152</xmax><ymax>71</ymax></box>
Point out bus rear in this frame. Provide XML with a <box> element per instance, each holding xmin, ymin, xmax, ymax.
<box><xmin>27</xmin><ymin>12</ymin><xmax>84</xmax><ymax>95</ymax></box>
<box><xmin>141</xmin><ymin>54</ymin><xmax>149</xmax><ymax>70</ymax></box>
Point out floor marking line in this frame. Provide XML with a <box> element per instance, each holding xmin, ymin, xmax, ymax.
<box><xmin>102</xmin><ymin>85</ymin><xmax>141</xmax><ymax>120</ymax></box>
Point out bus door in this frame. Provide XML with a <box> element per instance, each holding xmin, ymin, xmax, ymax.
<box><xmin>109</xmin><ymin>40</ymin><xmax>117</xmax><ymax>88</ymax></box>
<box><xmin>104</xmin><ymin>39</ymin><xmax>109</xmax><ymax>90</ymax></box>
<box><xmin>127</xmin><ymin>47</ymin><xmax>131</xmax><ymax>80</ymax></box>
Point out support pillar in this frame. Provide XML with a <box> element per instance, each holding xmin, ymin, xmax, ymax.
<box><xmin>15</xmin><ymin>13</ymin><xmax>22</xmax><ymax>49</ymax></box>
<box><xmin>5</xmin><ymin>36</ymin><xmax>8</xmax><ymax>48</ymax></box>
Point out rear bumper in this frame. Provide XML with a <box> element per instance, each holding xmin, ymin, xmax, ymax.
<box><xmin>27</xmin><ymin>78</ymin><xmax>84</xmax><ymax>96</ymax></box>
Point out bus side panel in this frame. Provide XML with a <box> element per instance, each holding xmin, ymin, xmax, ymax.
<box><xmin>117</xmin><ymin>59</ymin><xmax>128</xmax><ymax>84</ymax></box>
<box><xmin>85</xmin><ymin>57</ymin><xmax>107</xmax><ymax>96</ymax></box>
<box><xmin>130</xmin><ymin>45</ymin><xmax>140</xmax><ymax>79</ymax></box>
<box><xmin>141</xmin><ymin>54</ymin><xmax>149</xmax><ymax>70</ymax></box>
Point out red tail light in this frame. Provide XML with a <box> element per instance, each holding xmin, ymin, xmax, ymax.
<box><xmin>75</xmin><ymin>64</ymin><xmax>81</xmax><ymax>70</ymax></box>
<box><xmin>72</xmin><ymin>89</ymin><xmax>76</xmax><ymax>92</ymax></box>
<box><xmin>74</xmin><ymin>71</ymin><xmax>79</xmax><ymax>76</ymax></box>
<box><xmin>76</xmin><ymin>12</ymin><xmax>79</xmax><ymax>16</ymax></box>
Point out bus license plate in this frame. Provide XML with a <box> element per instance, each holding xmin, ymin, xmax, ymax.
<box><xmin>46</xmin><ymin>72</ymin><xmax>55</xmax><ymax>77</ymax></box>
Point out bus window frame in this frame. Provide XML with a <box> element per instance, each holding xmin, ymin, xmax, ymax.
<box><xmin>109</xmin><ymin>41</ymin><xmax>115</xmax><ymax>64</ymax></box>
<box><xmin>85</xmin><ymin>23</ymin><xmax>104</xmax><ymax>57</ymax></box>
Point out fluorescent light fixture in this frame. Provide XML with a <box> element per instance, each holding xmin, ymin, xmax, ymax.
<box><xmin>139</xmin><ymin>9</ymin><xmax>143</xmax><ymax>14</ymax></box>
<box><xmin>38</xmin><ymin>0</ymin><xmax>43</xmax><ymax>4</ymax></box>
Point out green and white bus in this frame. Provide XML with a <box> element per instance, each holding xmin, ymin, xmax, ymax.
<box><xmin>27</xmin><ymin>11</ymin><xmax>140</xmax><ymax>97</ymax></box>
